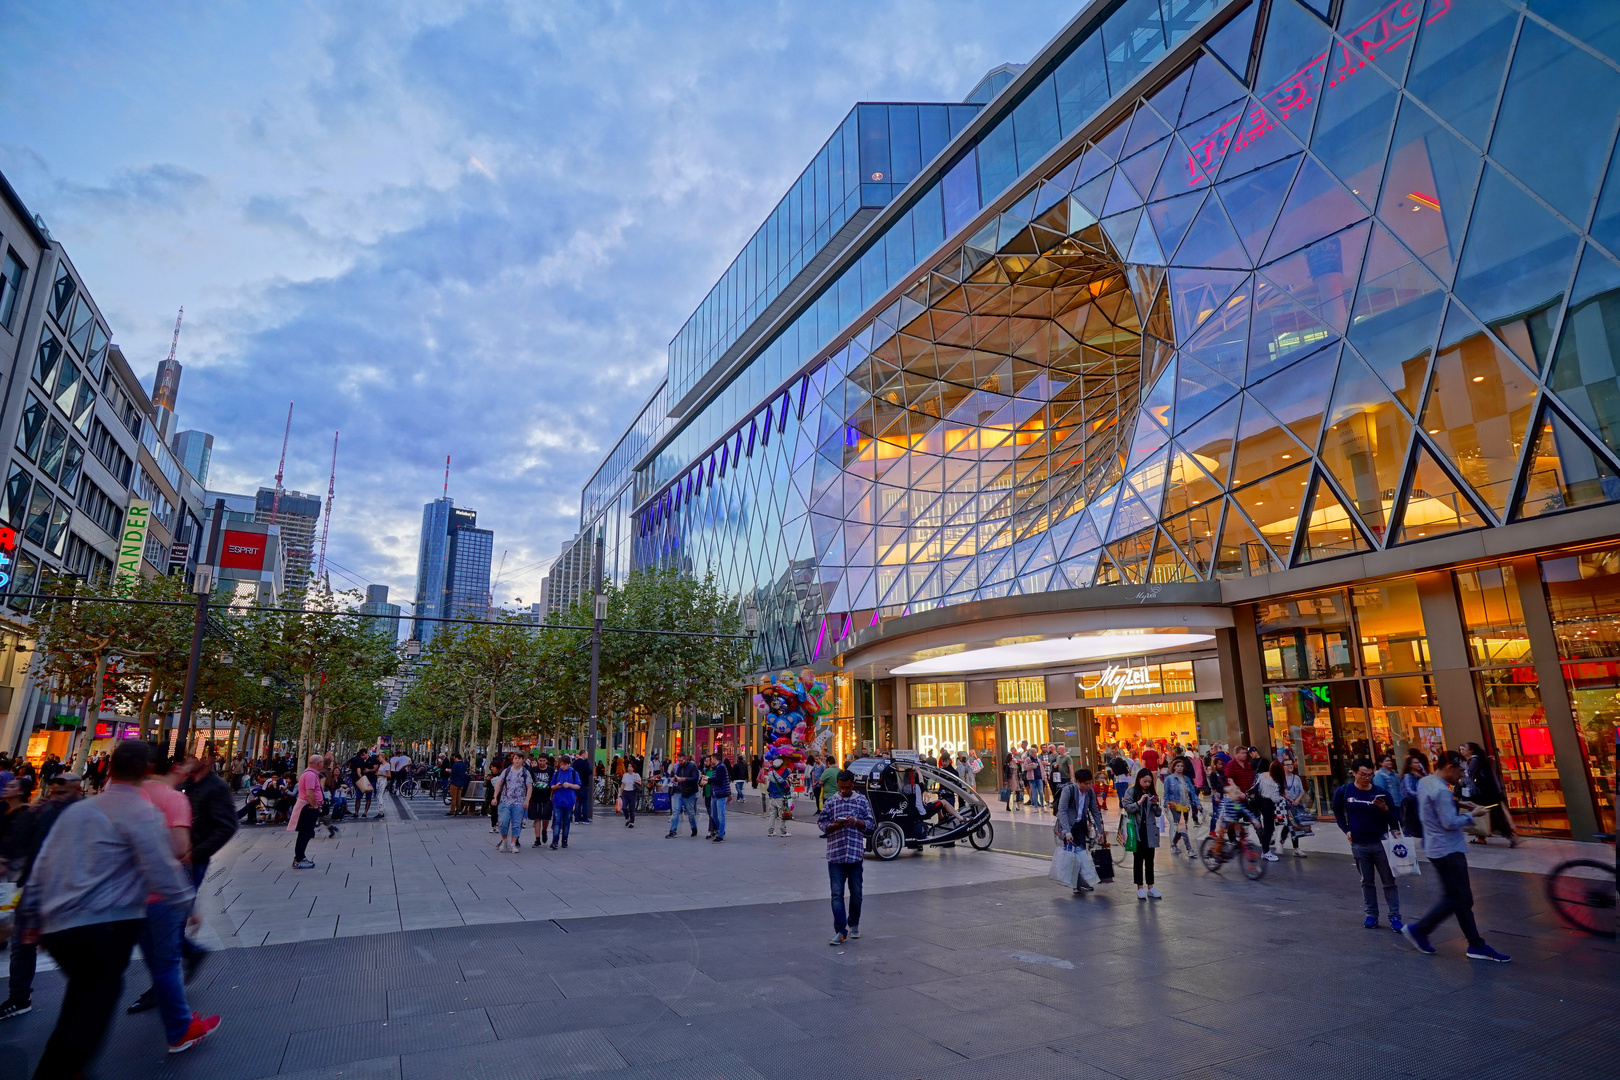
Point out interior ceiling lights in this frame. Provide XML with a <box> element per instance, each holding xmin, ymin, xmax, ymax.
<box><xmin>890</xmin><ymin>632</ymin><xmax>1214</xmax><ymax>676</ymax></box>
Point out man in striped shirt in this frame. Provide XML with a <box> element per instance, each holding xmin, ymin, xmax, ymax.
<box><xmin>816</xmin><ymin>771</ymin><xmax>875</xmax><ymax>946</ymax></box>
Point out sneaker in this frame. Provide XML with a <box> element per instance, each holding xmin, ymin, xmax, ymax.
<box><xmin>127</xmin><ymin>989</ymin><xmax>159</xmax><ymax>1014</ymax></box>
<box><xmin>550</xmin><ymin>842</ymin><xmax>559</xmax><ymax>850</ymax></box>
<box><xmin>1390</xmin><ymin>917</ymin><xmax>1404</xmax><ymax>933</ymax></box>
<box><xmin>848</xmin><ymin>927</ymin><xmax>860</xmax><ymax>939</ymax></box>
<box><xmin>1137</xmin><ymin>888</ymin><xmax>1147</xmax><ymax>900</ymax></box>
<box><xmin>691</xmin><ymin>828</ymin><xmax>698</xmax><ymax>837</ymax></box>
<box><xmin>1402</xmin><ymin>925</ymin><xmax>1436</xmax><ymax>955</ymax></box>
<box><xmin>1364</xmin><ymin>915</ymin><xmax>1379</xmax><ymax>929</ymax></box>
<box><xmin>828</xmin><ymin>933</ymin><xmax>846</xmax><ymax>946</ymax></box>
<box><xmin>665</xmin><ymin>832</ymin><xmax>678</xmax><ymax>839</ymax></box>
<box><xmin>1147</xmin><ymin>887</ymin><xmax>1162</xmax><ymax>899</ymax></box>
<box><xmin>0</xmin><ymin>1000</ymin><xmax>31</xmax><ymax>1020</ymax></box>
<box><xmin>561</xmin><ymin>840</ymin><xmax>567</xmax><ymax>848</ymax></box>
<box><xmin>714</xmin><ymin>836</ymin><xmax>724</xmax><ymax>842</ymax></box>
<box><xmin>169</xmin><ymin>1014</ymin><xmax>221</xmax><ymax>1053</ymax></box>
<box><xmin>1075</xmin><ymin>883</ymin><xmax>1094</xmax><ymax>893</ymax></box>
<box><xmin>1294</xmin><ymin>850</ymin><xmax>1308</xmax><ymax>858</ymax></box>
<box><xmin>1466</xmin><ymin>944</ymin><xmax>1512</xmax><ymax>963</ymax></box>
<box><xmin>293</xmin><ymin>859</ymin><xmax>316</xmax><ymax>870</ymax></box>
<box><xmin>1262</xmin><ymin>852</ymin><xmax>1279</xmax><ymax>862</ymax></box>
<box><xmin>532</xmin><ymin>838</ymin><xmax>542</xmax><ymax>848</ymax></box>
<box><xmin>767</xmin><ymin>829</ymin><xmax>775</xmax><ymax>836</ymax></box>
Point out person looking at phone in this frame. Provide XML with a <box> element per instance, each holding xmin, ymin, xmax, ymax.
<box><xmin>1333</xmin><ymin>758</ymin><xmax>1403</xmax><ymax>931</ymax></box>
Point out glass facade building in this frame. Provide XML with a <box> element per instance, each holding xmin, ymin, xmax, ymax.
<box><xmin>412</xmin><ymin>499</ymin><xmax>493</xmax><ymax>644</ymax></box>
<box><xmin>580</xmin><ymin>0</ymin><xmax>1620</xmax><ymax>839</ymax></box>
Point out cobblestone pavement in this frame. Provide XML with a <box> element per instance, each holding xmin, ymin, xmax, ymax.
<box><xmin>0</xmin><ymin>788</ymin><xmax>1612</xmax><ymax>1080</ymax></box>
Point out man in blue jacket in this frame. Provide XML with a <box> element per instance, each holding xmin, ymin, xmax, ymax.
<box><xmin>1402</xmin><ymin>751</ymin><xmax>1510</xmax><ymax>962</ymax></box>
<box><xmin>549</xmin><ymin>758</ymin><xmax>580</xmax><ymax>849</ymax></box>
<box><xmin>1333</xmin><ymin>758</ymin><xmax>1403</xmax><ymax>931</ymax></box>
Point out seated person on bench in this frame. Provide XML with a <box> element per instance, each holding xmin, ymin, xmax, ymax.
<box><xmin>900</xmin><ymin>769</ymin><xmax>962</xmax><ymax>835</ymax></box>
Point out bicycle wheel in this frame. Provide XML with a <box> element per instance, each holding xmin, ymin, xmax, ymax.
<box><xmin>399</xmin><ymin>779</ymin><xmax>416</xmax><ymax>798</ymax></box>
<box><xmin>1546</xmin><ymin>859</ymin><xmax>1617</xmax><ymax>938</ymax></box>
<box><xmin>1240</xmin><ymin>839</ymin><xmax>1267</xmax><ymax>880</ymax></box>
<box><xmin>1198</xmin><ymin>835</ymin><xmax>1222</xmax><ymax>872</ymax></box>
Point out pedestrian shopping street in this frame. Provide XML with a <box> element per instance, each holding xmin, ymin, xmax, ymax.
<box><xmin>0</xmin><ymin>791</ymin><xmax>1612</xmax><ymax>1080</ymax></box>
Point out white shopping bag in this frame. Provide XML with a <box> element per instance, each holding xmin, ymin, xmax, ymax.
<box><xmin>1076</xmin><ymin>847</ymin><xmax>1100</xmax><ymax>886</ymax></box>
<box><xmin>1382</xmin><ymin>833</ymin><xmax>1421</xmax><ymax>877</ymax></box>
<box><xmin>1048</xmin><ymin>842</ymin><xmax>1080</xmax><ymax>888</ymax></box>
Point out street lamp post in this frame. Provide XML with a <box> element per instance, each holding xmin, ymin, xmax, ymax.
<box><xmin>174</xmin><ymin>497</ymin><xmax>226</xmax><ymax>757</ymax></box>
<box><xmin>586</xmin><ymin>531</ymin><xmax>605</xmax><ymax>812</ymax></box>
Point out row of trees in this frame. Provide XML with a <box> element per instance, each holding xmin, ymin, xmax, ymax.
<box><xmin>388</xmin><ymin>569</ymin><xmax>751</xmax><ymax>763</ymax></box>
<box><xmin>24</xmin><ymin>567</ymin><xmax>752</xmax><ymax>771</ymax></box>
<box><xmin>29</xmin><ymin>573</ymin><xmax>396</xmax><ymax>769</ymax></box>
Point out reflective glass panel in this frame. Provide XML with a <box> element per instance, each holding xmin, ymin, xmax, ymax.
<box><xmin>1456</xmin><ymin>562</ymin><xmax>1531</xmax><ymax>666</ymax></box>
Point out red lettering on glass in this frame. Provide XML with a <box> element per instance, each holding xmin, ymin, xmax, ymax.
<box><xmin>1185</xmin><ymin>0</ymin><xmax>1450</xmax><ymax>185</ymax></box>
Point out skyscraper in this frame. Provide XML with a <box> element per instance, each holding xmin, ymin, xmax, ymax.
<box><xmin>172</xmin><ymin>429</ymin><xmax>213</xmax><ymax>486</ymax></box>
<box><xmin>255</xmin><ymin>487</ymin><xmax>321</xmax><ymax>594</ymax></box>
<box><xmin>358</xmin><ymin>583</ymin><xmax>402</xmax><ymax>644</ymax></box>
<box><xmin>411</xmin><ymin>498</ymin><xmax>493</xmax><ymax>644</ymax></box>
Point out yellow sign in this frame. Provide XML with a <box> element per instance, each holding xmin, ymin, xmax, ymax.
<box><xmin>116</xmin><ymin>499</ymin><xmax>151</xmax><ymax>587</ymax></box>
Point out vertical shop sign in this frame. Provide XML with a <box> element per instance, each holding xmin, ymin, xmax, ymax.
<box><xmin>116</xmin><ymin>498</ymin><xmax>151</xmax><ymax>588</ymax></box>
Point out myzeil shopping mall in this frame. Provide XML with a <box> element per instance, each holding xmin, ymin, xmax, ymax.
<box><xmin>575</xmin><ymin>0</ymin><xmax>1620</xmax><ymax>840</ymax></box>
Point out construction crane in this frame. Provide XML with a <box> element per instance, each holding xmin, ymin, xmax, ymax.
<box><xmin>165</xmin><ymin>307</ymin><xmax>183</xmax><ymax>364</ymax></box>
<box><xmin>443</xmin><ymin>454</ymin><xmax>450</xmax><ymax>500</ymax></box>
<box><xmin>316</xmin><ymin>430</ymin><xmax>339</xmax><ymax>588</ymax></box>
<box><xmin>269</xmin><ymin>401</ymin><xmax>293</xmax><ymax>526</ymax></box>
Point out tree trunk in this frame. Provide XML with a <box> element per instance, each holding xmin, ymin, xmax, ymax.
<box><xmin>458</xmin><ymin>707</ymin><xmax>471</xmax><ymax>756</ymax></box>
<box><xmin>228</xmin><ymin>715</ymin><xmax>239</xmax><ymax>763</ymax></box>
<box><xmin>320</xmin><ymin>702</ymin><xmax>330</xmax><ymax>755</ymax></box>
<box><xmin>136</xmin><ymin>684</ymin><xmax>156</xmax><ymax>742</ymax></box>
<box><xmin>73</xmin><ymin>654</ymin><xmax>109</xmax><ymax>772</ymax></box>
<box><xmin>297</xmin><ymin>674</ymin><xmax>314</xmax><ymax>766</ymax></box>
<box><xmin>485</xmin><ymin>686</ymin><xmax>500</xmax><ymax>767</ymax></box>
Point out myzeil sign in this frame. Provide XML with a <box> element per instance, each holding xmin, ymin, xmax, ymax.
<box><xmin>116</xmin><ymin>499</ymin><xmax>151</xmax><ymax>588</ymax></box>
<box><xmin>1078</xmin><ymin>664</ymin><xmax>1159</xmax><ymax>704</ymax></box>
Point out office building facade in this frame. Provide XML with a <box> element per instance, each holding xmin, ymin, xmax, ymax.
<box><xmin>412</xmin><ymin>498</ymin><xmax>493</xmax><ymax>643</ymax></box>
<box><xmin>579</xmin><ymin>0</ymin><xmax>1620</xmax><ymax>839</ymax></box>
<box><xmin>255</xmin><ymin>486</ymin><xmax>321</xmax><ymax>593</ymax></box>
<box><xmin>359</xmin><ymin>583</ymin><xmax>403</xmax><ymax>643</ymax></box>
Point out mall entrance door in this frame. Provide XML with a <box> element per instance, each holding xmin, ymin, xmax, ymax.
<box><xmin>968</xmin><ymin>714</ymin><xmax>999</xmax><ymax>792</ymax></box>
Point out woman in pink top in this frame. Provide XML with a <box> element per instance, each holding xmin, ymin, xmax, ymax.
<box><xmin>286</xmin><ymin>756</ymin><xmax>325</xmax><ymax>869</ymax></box>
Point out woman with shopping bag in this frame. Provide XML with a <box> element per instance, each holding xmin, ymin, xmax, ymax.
<box><xmin>1054</xmin><ymin>769</ymin><xmax>1105</xmax><ymax>893</ymax></box>
<box><xmin>1121</xmin><ymin>769</ymin><xmax>1164</xmax><ymax>900</ymax></box>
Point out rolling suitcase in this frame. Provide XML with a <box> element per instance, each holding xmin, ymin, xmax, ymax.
<box><xmin>1091</xmin><ymin>844</ymin><xmax>1115</xmax><ymax>883</ymax></box>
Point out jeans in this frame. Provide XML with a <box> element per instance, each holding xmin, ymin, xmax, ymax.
<box><xmin>294</xmin><ymin>804</ymin><xmax>319</xmax><ymax>861</ymax></box>
<box><xmin>767</xmin><ymin>796</ymin><xmax>790</xmax><ymax>833</ymax></box>
<box><xmin>138</xmin><ymin>901</ymin><xmax>195</xmax><ymax>1044</ymax></box>
<box><xmin>733</xmin><ymin>780</ymin><xmax>745</xmax><ymax>800</ymax></box>
<box><xmin>670</xmin><ymin>793</ymin><xmax>699</xmax><ymax>834</ymax></box>
<box><xmin>1114</xmin><ymin>779</ymin><xmax>1129</xmax><ymax>804</ymax></box>
<box><xmin>1352</xmin><ymin>840</ymin><xmax>1400</xmax><ymax>918</ymax></box>
<box><xmin>1413</xmin><ymin>852</ymin><xmax>1484</xmax><ymax>947</ymax></box>
<box><xmin>576</xmin><ymin>782</ymin><xmax>592</xmax><ymax>821</ymax></box>
<box><xmin>552</xmin><ymin>804</ymin><xmax>573</xmax><ymax>845</ymax></box>
<box><xmin>36</xmin><ymin>919</ymin><xmax>142</xmax><ymax>1079</ymax></box>
<box><xmin>620</xmin><ymin>791</ymin><xmax>636</xmax><ymax>824</ymax></box>
<box><xmin>498</xmin><ymin>802</ymin><xmax>526</xmax><ymax>837</ymax></box>
<box><xmin>710</xmin><ymin>796</ymin><xmax>727</xmax><ymax>839</ymax></box>
<box><xmin>7</xmin><ymin>938</ymin><xmax>36</xmax><ymax>1003</ymax></box>
<box><xmin>828</xmin><ymin>860</ymin><xmax>863</xmax><ymax>934</ymax></box>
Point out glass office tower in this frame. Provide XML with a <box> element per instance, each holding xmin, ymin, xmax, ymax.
<box><xmin>581</xmin><ymin>0</ymin><xmax>1620</xmax><ymax>838</ymax></box>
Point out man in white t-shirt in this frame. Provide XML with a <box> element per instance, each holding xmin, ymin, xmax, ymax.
<box><xmin>391</xmin><ymin>754</ymin><xmax>411</xmax><ymax>790</ymax></box>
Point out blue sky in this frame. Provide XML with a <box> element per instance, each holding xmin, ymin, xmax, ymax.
<box><xmin>0</xmin><ymin>0</ymin><xmax>1072</xmax><ymax>608</ymax></box>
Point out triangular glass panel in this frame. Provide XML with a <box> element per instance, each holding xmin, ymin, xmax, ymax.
<box><xmin>1126</xmin><ymin>446</ymin><xmax>1173</xmax><ymax>518</ymax></box>
<box><xmin>1216</xmin><ymin>154</ymin><xmax>1301</xmax><ymax>262</ymax></box>
<box><xmin>1376</xmin><ymin>98</ymin><xmax>1480</xmax><ymax>286</ymax></box>
<box><xmin>1180</xmin><ymin>50</ymin><xmax>1250</xmax><ymax>127</ymax></box>
<box><xmin>1163</xmin><ymin>446</ymin><xmax>1225</xmax><ymax>515</ymax></box>
<box><xmin>1128</xmin><ymin>209</ymin><xmax>1166</xmax><ymax>266</ymax></box>
<box><xmin>1253</xmin><ymin>0</ymin><xmax>1332</xmax><ymax>141</ymax></box>
<box><xmin>1150</xmin><ymin>137</ymin><xmax>1211</xmax><ymax>201</ymax></box>
<box><xmin>1174</xmin><ymin>365</ymin><xmax>1242</xmax><ymax>449</ymax></box>
<box><xmin>1126</xmin><ymin>410</ymin><xmax>1170</xmax><ymax>471</ymax></box>
<box><xmin>1393</xmin><ymin>441</ymin><xmax>1488</xmax><ymax>544</ymax></box>
<box><xmin>1513</xmin><ymin>402</ymin><xmax>1620</xmax><ymax>521</ymax></box>
<box><xmin>1231</xmin><ymin>393</ymin><xmax>1312</xmax><ymax>487</ymax></box>
<box><xmin>1147</xmin><ymin>530</ymin><xmax>1199</xmax><ymax>583</ymax></box>
<box><xmin>1453</xmin><ymin>165</ymin><xmax>1579</xmax><ymax>334</ymax></box>
<box><xmin>1296</xmin><ymin>472</ymin><xmax>1373</xmax><ymax>564</ymax></box>
<box><xmin>1347</xmin><ymin>223</ymin><xmax>1446</xmax><ymax>414</ymax></box>
<box><xmin>1123</xmin><ymin>104</ymin><xmax>1173</xmax><ymax>160</ymax></box>
<box><xmin>1205</xmin><ymin>4</ymin><xmax>1260</xmax><ymax>83</ymax></box>
<box><xmin>1230</xmin><ymin>461</ymin><xmax>1313</xmax><ymax>564</ymax></box>
<box><xmin>1171</xmin><ymin>191</ymin><xmax>1250</xmax><ymax>269</ymax></box>
<box><xmin>1309</xmin><ymin>48</ymin><xmax>1399</xmax><ymax>205</ymax></box>
<box><xmin>1107</xmin><ymin>530</ymin><xmax>1157</xmax><ymax>584</ymax></box>
<box><xmin>1549</xmin><ymin>244</ymin><xmax>1620</xmax><ymax>456</ymax></box>
<box><xmin>1168</xmin><ymin>266</ymin><xmax>1247</xmax><ymax>340</ymax></box>
<box><xmin>1102</xmin><ymin>207</ymin><xmax>1144</xmax><ymax>254</ymax></box>
<box><xmin>1318</xmin><ymin>348</ymin><xmax>1412</xmax><ymax>542</ymax></box>
<box><xmin>1093</xmin><ymin>549</ymin><xmax>1125</xmax><ymax>587</ymax></box>
<box><xmin>1213</xmin><ymin>497</ymin><xmax>1285</xmax><ymax>578</ymax></box>
<box><xmin>1149</xmin><ymin>63</ymin><xmax>1195</xmax><ymax>129</ymax></box>
<box><xmin>1179</xmin><ymin>390</ymin><xmax>1237</xmax><ymax>482</ymax></box>
<box><xmin>1145</xmin><ymin>191</ymin><xmax>1207</xmax><ymax>274</ymax></box>
<box><xmin>1073</xmin><ymin>170</ymin><xmax>1114</xmax><ymax>218</ymax></box>
<box><xmin>1247</xmin><ymin>280</ymin><xmax>1338</xmax><ymax>384</ymax></box>
<box><xmin>1058</xmin><ymin>550</ymin><xmax>1102</xmax><ymax>590</ymax></box>
<box><xmin>1142</xmin><ymin>357</ymin><xmax>1177</xmax><ymax>432</ymax></box>
<box><xmin>1108</xmin><ymin>485</ymin><xmax>1158</xmax><ymax>543</ymax></box>
<box><xmin>1162</xmin><ymin>504</ymin><xmax>1222</xmax><ymax>578</ymax></box>
<box><xmin>1087</xmin><ymin>482</ymin><xmax>1121</xmax><ymax>541</ymax></box>
<box><xmin>1420</xmin><ymin>304</ymin><xmax>1539</xmax><ymax>519</ymax></box>
<box><xmin>1248</xmin><ymin>343</ymin><xmax>1338</xmax><ymax>450</ymax></box>
<box><xmin>1120</xmin><ymin>139</ymin><xmax>1171</xmax><ymax>200</ymax></box>
<box><xmin>1257</xmin><ymin>220</ymin><xmax>1369</xmax><ymax>335</ymax></box>
<box><xmin>1260</xmin><ymin>156</ymin><xmax>1369</xmax><ymax>263</ymax></box>
<box><xmin>1335</xmin><ymin>0</ymin><xmax>1420</xmax><ymax>79</ymax></box>
<box><xmin>1179</xmin><ymin>99</ymin><xmax>1248</xmax><ymax>189</ymax></box>
<box><xmin>1183</xmin><ymin>278</ymin><xmax>1251</xmax><ymax>384</ymax></box>
<box><xmin>1216</xmin><ymin>97</ymin><xmax>1309</xmax><ymax>184</ymax></box>
<box><xmin>1102</xmin><ymin>169</ymin><xmax>1144</xmax><ymax>218</ymax></box>
<box><xmin>1060</xmin><ymin>511</ymin><xmax>1103</xmax><ymax>560</ymax></box>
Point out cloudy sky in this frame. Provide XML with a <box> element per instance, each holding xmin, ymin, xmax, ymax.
<box><xmin>0</xmin><ymin>0</ymin><xmax>1071</xmax><ymax>610</ymax></box>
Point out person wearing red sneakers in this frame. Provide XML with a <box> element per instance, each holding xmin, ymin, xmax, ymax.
<box><xmin>19</xmin><ymin>740</ymin><xmax>219</xmax><ymax>1076</ymax></box>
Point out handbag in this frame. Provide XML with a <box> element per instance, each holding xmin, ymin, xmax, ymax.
<box><xmin>1076</xmin><ymin>848</ymin><xmax>1100</xmax><ymax>886</ymax></box>
<box><xmin>1122</xmin><ymin>816</ymin><xmax>1139</xmax><ymax>853</ymax></box>
<box><xmin>1091</xmin><ymin>843</ymin><xmax>1115</xmax><ymax>882</ymax></box>
<box><xmin>1049</xmin><ymin>842</ymin><xmax>1081</xmax><ymax>888</ymax></box>
<box><xmin>1463</xmin><ymin>805</ymin><xmax>1493</xmax><ymax>838</ymax></box>
<box><xmin>356</xmin><ymin>775</ymin><xmax>373</xmax><ymax>794</ymax></box>
<box><xmin>1382</xmin><ymin>833</ymin><xmax>1421</xmax><ymax>877</ymax></box>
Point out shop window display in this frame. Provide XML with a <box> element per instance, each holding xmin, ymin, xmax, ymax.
<box><xmin>911</xmin><ymin>713</ymin><xmax>969</xmax><ymax>761</ymax></box>
<box><xmin>1455</xmin><ymin>563</ymin><xmax>1532</xmax><ymax>666</ymax></box>
<box><xmin>1541</xmin><ymin>546</ymin><xmax>1620</xmax><ymax>832</ymax></box>
<box><xmin>908</xmin><ymin>681</ymin><xmax>965</xmax><ymax>708</ymax></box>
<box><xmin>1472</xmin><ymin>667</ymin><xmax>1568</xmax><ymax>837</ymax></box>
<box><xmin>1092</xmin><ymin>701</ymin><xmax>1196</xmax><ymax>758</ymax></box>
<box><xmin>1003</xmin><ymin>710</ymin><xmax>1048</xmax><ymax>754</ymax></box>
<box><xmin>994</xmin><ymin>676</ymin><xmax>1046</xmax><ymax>704</ymax></box>
<box><xmin>1257</xmin><ymin>590</ymin><xmax>1355</xmax><ymax>681</ymax></box>
<box><xmin>1350</xmin><ymin>579</ymin><xmax>1429</xmax><ymax>675</ymax></box>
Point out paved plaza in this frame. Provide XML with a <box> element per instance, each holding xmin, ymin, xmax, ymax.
<box><xmin>0</xmin><ymin>792</ymin><xmax>1613</xmax><ymax>1080</ymax></box>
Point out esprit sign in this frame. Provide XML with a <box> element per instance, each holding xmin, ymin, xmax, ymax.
<box><xmin>219</xmin><ymin>530</ymin><xmax>268</xmax><ymax>571</ymax></box>
<box><xmin>0</xmin><ymin>526</ymin><xmax>15</xmax><ymax>590</ymax></box>
<box><xmin>115</xmin><ymin>499</ymin><xmax>151</xmax><ymax>588</ymax></box>
<box><xmin>1078</xmin><ymin>664</ymin><xmax>1159</xmax><ymax>704</ymax></box>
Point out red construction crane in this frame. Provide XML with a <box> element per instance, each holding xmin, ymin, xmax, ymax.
<box><xmin>316</xmin><ymin>430</ymin><xmax>338</xmax><ymax>587</ymax></box>
<box><xmin>165</xmin><ymin>307</ymin><xmax>183</xmax><ymax>364</ymax></box>
<box><xmin>269</xmin><ymin>401</ymin><xmax>292</xmax><ymax>526</ymax></box>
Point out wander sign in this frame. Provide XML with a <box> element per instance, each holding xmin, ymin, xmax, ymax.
<box><xmin>116</xmin><ymin>499</ymin><xmax>151</xmax><ymax>587</ymax></box>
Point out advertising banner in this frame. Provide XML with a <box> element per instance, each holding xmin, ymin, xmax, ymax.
<box><xmin>219</xmin><ymin>529</ymin><xmax>269</xmax><ymax>570</ymax></box>
<box><xmin>116</xmin><ymin>499</ymin><xmax>151</xmax><ymax>587</ymax></box>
